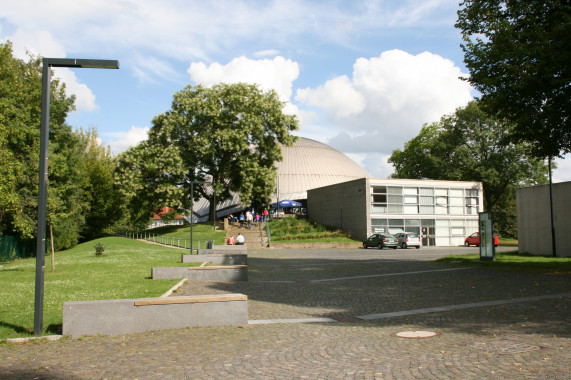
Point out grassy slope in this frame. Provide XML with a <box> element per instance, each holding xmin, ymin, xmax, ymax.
<box><xmin>437</xmin><ymin>252</ymin><xmax>571</xmax><ymax>274</ymax></box>
<box><xmin>268</xmin><ymin>217</ymin><xmax>358</xmax><ymax>243</ymax></box>
<box><xmin>143</xmin><ymin>223</ymin><xmax>227</xmax><ymax>247</ymax></box>
<box><xmin>0</xmin><ymin>236</ymin><xmax>193</xmax><ymax>340</ymax></box>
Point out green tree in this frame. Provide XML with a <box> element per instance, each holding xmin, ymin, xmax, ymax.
<box><xmin>456</xmin><ymin>0</ymin><xmax>571</xmax><ymax>159</ymax></box>
<box><xmin>0</xmin><ymin>42</ymin><xmax>123</xmax><ymax>251</ymax></box>
<box><xmin>116</xmin><ymin>83</ymin><xmax>298</xmax><ymax>228</ymax></box>
<box><xmin>389</xmin><ymin>102</ymin><xmax>549</xmax><ymax>237</ymax></box>
<box><xmin>77</xmin><ymin>128</ymin><xmax>124</xmax><ymax>240</ymax></box>
<box><xmin>0</xmin><ymin>42</ymin><xmax>75</xmax><ymax>243</ymax></box>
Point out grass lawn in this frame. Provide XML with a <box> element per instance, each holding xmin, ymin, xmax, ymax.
<box><xmin>268</xmin><ymin>217</ymin><xmax>358</xmax><ymax>243</ymax></box>
<box><xmin>437</xmin><ymin>252</ymin><xmax>571</xmax><ymax>274</ymax></box>
<box><xmin>0</xmin><ymin>236</ymin><xmax>195</xmax><ymax>341</ymax></box>
<box><xmin>142</xmin><ymin>223</ymin><xmax>227</xmax><ymax>248</ymax></box>
<box><xmin>498</xmin><ymin>237</ymin><xmax>518</xmax><ymax>246</ymax></box>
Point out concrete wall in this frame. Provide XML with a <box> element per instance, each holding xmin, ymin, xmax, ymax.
<box><xmin>62</xmin><ymin>294</ymin><xmax>248</xmax><ymax>338</ymax></box>
<box><xmin>517</xmin><ymin>181</ymin><xmax>571</xmax><ymax>256</ymax></box>
<box><xmin>152</xmin><ymin>265</ymin><xmax>248</xmax><ymax>281</ymax></box>
<box><xmin>307</xmin><ymin>178</ymin><xmax>369</xmax><ymax>241</ymax></box>
<box><xmin>182</xmin><ymin>254</ymin><xmax>247</xmax><ymax>265</ymax></box>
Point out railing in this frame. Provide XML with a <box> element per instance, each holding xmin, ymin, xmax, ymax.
<box><xmin>265</xmin><ymin>220</ymin><xmax>271</xmax><ymax>247</ymax></box>
<box><xmin>126</xmin><ymin>232</ymin><xmax>215</xmax><ymax>252</ymax></box>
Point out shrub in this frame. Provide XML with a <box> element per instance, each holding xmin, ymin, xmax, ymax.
<box><xmin>94</xmin><ymin>242</ymin><xmax>105</xmax><ymax>256</ymax></box>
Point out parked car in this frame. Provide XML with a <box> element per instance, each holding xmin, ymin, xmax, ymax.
<box><xmin>363</xmin><ymin>234</ymin><xmax>398</xmax><ymax>249</ymax></box>
<box><xmin>394</xmin><ymin>232</ymin><xmax>421</xmax><ymax>249</ymax></box>
<box><xmin>464</xmin><ymin>232</ymin><xmax>499</xmax><ymax>247</ymax></box>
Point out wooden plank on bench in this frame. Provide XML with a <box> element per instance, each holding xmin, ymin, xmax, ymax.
<box><xmin>134</xmin><ymin>294</ymin><xmax>247</xmax><ymax>306</ymax></box>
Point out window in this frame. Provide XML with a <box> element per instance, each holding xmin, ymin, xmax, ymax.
<box><xmin>404</xmin><ymin>205</ymin><xmax>418</xmax><ymax>214</ymax></box>
<box><xmin>388</xmin><ymin>204</ymin><xmax>403</xmax><ymax>213</ymax></box>
<box><xmin>419</xmin><ymin>187</ymin><xmax>434</xmax><ymax>196</ymax></box>
<box><xmin>403</xmin><ymin>187</ymin><xmax>418</xmax><ymax>195</ymax></box>
<box><xmin>420</xmin><ymin>196</ymin><xmax>433</xmax><ymax>205</ymax></box>
<box><xmin>388</xmin><ymin>187</ymin><xmax>403</xmax><ymax>195</ymax></box>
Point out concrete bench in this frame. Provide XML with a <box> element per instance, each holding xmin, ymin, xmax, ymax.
<box><xmin>62</xmin><ymin>293</ymin><xmax>247</xmax><ymax>338</ymax></box>
<box><xmin>197</xmin><ymin>245</ymin><xmax>247</xmax><ymax>255</ymax></box>
<box><xmin>152</xmin><ymin>265</ymin><xmax>248</xmax><ymax>281</ymax></box>
<box><xmin>182</xmin><ymin>253</ymin><xmax>247</xmax><ymax>265</ymax></box>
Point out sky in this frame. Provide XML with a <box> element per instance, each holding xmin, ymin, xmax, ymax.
<box><xmin>1</xmin><ymin>0</ymin><xmax>569</xmax><ymax>182</ymax></box>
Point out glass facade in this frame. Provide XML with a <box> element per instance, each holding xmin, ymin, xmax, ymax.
<box><xmin>371</xmin><ymin>186</ymin><xmax>479</xmax><ymax>215</ymax></box>
<box><xmin>370</xmin><ymin>184</ymin><xmax>481</xmax><ymax>246</ymax></box>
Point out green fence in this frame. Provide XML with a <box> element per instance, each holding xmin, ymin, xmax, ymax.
<box><xmin>0</xmin><ymin>236</ymin><xmax>35</xmax><ymax>262</ymax></box>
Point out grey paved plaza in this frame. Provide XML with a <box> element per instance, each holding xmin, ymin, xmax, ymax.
<box><xmin>1</xmin><ymin>247</ymin><xmax>570</xmax><ymax>379</ymax></box>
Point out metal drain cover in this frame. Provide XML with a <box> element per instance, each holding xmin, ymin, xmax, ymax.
<box><xmin>395</xmin><ymin>330</ymin><xmax>439</xmax><ymax>339</ymax></box>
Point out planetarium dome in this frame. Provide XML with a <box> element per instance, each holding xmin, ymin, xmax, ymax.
<box><xmin>274</xmin><ymin>137</ymin><xmax>372</xmax><ymax>202</ymax></box>
<box><xmin>191</xmin><ymin>136</ymin><xmax>371</xmax><ymax>221</ymax></box>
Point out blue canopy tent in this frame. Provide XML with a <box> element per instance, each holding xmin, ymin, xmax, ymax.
<box><xmin>271</xmin><ymin>199</ymin><xmax>302</xmax><ymax>208</ymax></box>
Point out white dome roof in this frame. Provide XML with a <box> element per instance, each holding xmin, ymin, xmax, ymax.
<box><xmin>274</xmin><ymin>137</ymin><xmax>371</xmax><ymax>201</ymax></box>
<box><xmin>190</xmin><ymin>137</ymin><xmax>371</xmax><ymax>222</ymax></box>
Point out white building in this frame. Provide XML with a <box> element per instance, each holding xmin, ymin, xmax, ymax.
<box><xmin>308</xmin><ymin>178</ymin><xmax>484</xmax><ymax>246</ymax></box>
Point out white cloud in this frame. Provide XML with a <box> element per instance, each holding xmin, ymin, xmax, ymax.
<box><xmin>254</xmin><ymin>49</ymin><xmax>280</xmax><ymax>57</ymax></box>
<box><xmin>296</xmin><ymin>49</ymin><xmax>473</xmax><ymax>155</ymax></box>
<box><xmin>296</xmin><ymin>75</ymin><xmax>366</xmax><ymax>118</ymax></box>
<box><xmin>553</xmin><ymin>154</ymin><xmax>571</xmax><ymax>184</ymax></box>
<box><xmin>188</xmin><ymin>56</ymin><xmax>299</xmax><ymax>102</ymax></box>
<box><xmin>0</xmin><ymin>0</ymin><xmax>460</xmax><ymax>86</ymax></box>
<box><xmin>2</xmin><ymin>28</ymin><xmax>98</xmax><ymax>112</ymax></box>
<box><xmin>295</xmin><ymin>49</ymin><xmax>472</xmax><ymax>178</ymax></box>
<box><xmin>105</xmin><ymin>126</ymin><xmax>149</xmax><ymax>154</ymax></box>
<box><xmin>53</xmin><ymin>69</ymin><xmax>98</xmax><ymax>111</ymax></box>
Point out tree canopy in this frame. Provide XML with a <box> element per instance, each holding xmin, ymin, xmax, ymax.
<box><xmin>456</xmin><ymin>0</ymin><xmax>571</xmax><ymax>158</ymax></box>
<box><xmin>0</xmin><ymin>42</ymin><xmax>122</xmax><ymax>250</ymax></box>
<box><xmin>115</xmin><ymin>83</ymin><xmax>299</xmax><ymax>229</ymax></box>
<box><xmin>389</xmin><ymin>101</ymin><xmax>549</xmax><ymax>237</ymax></box>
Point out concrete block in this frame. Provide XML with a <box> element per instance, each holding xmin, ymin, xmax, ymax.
<box><xmin>62</xmin><ymin>294</ymin><xmax>248</xmax><ymax>338</ymax></box>
<box><xmin>197</xmin><ymin>245</ymin><xmax>247</xmax><ymax>254</ymax></box>
<box><xmin>182</xmin><ymin>253</ymin><xmax>248</xmax><ymax>265</ymax></box>
<box><xmin>152</xmin><ymin>265</ymin><xmax>248</xmax><ymax>281</ymax></box>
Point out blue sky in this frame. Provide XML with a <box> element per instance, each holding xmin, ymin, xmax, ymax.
<box><xmin>1</xmin><ymin>0</ymin><xmax>569</xmax><ymax>181</ymax></box>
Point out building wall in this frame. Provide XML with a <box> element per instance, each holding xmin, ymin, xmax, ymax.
<box><xmin>517</xmin><ymin>181</ymin><xmax>571</xmax><ymax>256</ymax></box>
<box><xmin>307</xmin><ymin>178</ymin><xmax>369</xmax><ymax>241</ymax></box>
<box><xmin>308</xmin><ymin>178</ymin><xmax>483</xmax><ymax>246</ymax></box>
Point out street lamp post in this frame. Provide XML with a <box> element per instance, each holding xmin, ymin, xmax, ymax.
<box><xmin>34</xmin><ymin>58</ymin><xmax>119</xmax><ymax>336</ymax></box>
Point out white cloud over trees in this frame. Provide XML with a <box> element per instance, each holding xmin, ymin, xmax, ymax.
<box><xmin>188</xmin><ymin>56</ymin><xmax>299</xmax><ymax>102</ymax></box>
<box><xmin>296</xmin><ymin>50</ymin><xmax>473</xmax><ymax>176</ymax></box>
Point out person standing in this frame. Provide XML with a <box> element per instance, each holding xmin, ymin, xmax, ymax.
<box><xmin>263</xmin><ymin>207</ymin><xmax>268</xmax><ymax>222</ymax></box>
<box><xmin>246</xmin><ymin>211</ymin><xmax>253</xmax><ymax>229</ymax></box>
<box><xmin>239</xmin><ymin>212</ymin><xmax>245</xmax><ymax>228</ymax></box>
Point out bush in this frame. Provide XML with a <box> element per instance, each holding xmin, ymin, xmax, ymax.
<box><xmin>94</xmin><ymin>242</ymin><xmax>105</xmax><ymax>256</ymax></box>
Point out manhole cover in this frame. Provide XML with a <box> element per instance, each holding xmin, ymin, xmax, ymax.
<box><xmin>395</xmin><ymin>331</ymin><xmax>439</xmax><ymax>339</ymax></box>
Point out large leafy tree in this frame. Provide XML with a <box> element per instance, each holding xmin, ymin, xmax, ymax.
<box><xmin>456</xmin><ymin>0</ymin><xmax>571</xmax><ymax>159</ymax></box>
<box><xmin>0</xmin><ymin>42</ymin><xmax>74</xmax><ymax>242</ymax></box>
<box><xmin>77</xmin><ymin>128</ymin><xmax>124</xmax><ymax>241</ymax></box>
<box><xmin>116</xmin><ymin>83</ymin><xmax>298</xmax><ymax>228</ymax></box>
<box><xmin>0</xmin><ymin>42</ymin><xmax>122</xmax><ymax>251</ymax></box>
<box><xmin>389</xmin><ymin>102</ymin><xmax>549</xmax><ymax>237</ymax></box>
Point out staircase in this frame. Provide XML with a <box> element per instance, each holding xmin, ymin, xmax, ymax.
<box><xmin>225</xmin><ymin>220</ymin><xmax>268</xmax><ymax>248</ymax></box>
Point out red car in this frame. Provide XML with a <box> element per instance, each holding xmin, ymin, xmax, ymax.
<box><xmin>464</xmin><ymin>232</ymin><xmax>499</xmax><ymax>247</ymax></box>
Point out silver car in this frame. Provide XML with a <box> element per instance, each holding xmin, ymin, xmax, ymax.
<box><xmin>395</xmin><ymin>232</ymin><xmax>421</xmax><ymax>249</ymax></box>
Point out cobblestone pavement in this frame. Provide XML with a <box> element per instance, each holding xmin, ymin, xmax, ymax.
<box><xmin>1</xmin><ymin>248</ymin><xmax>569</xmax><ymax>379</ymax></box>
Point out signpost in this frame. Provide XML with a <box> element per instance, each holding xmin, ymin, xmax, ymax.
<box><xmin>479</xmin><ymin>211</ymin><xmax>495</xmax><ymax>261</ymax></box>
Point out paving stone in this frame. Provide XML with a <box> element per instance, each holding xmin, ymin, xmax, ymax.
<box><xmin>1</xmin><ymin>248</ymin><xmax>569</xmax><ymax>379</ymax></box>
